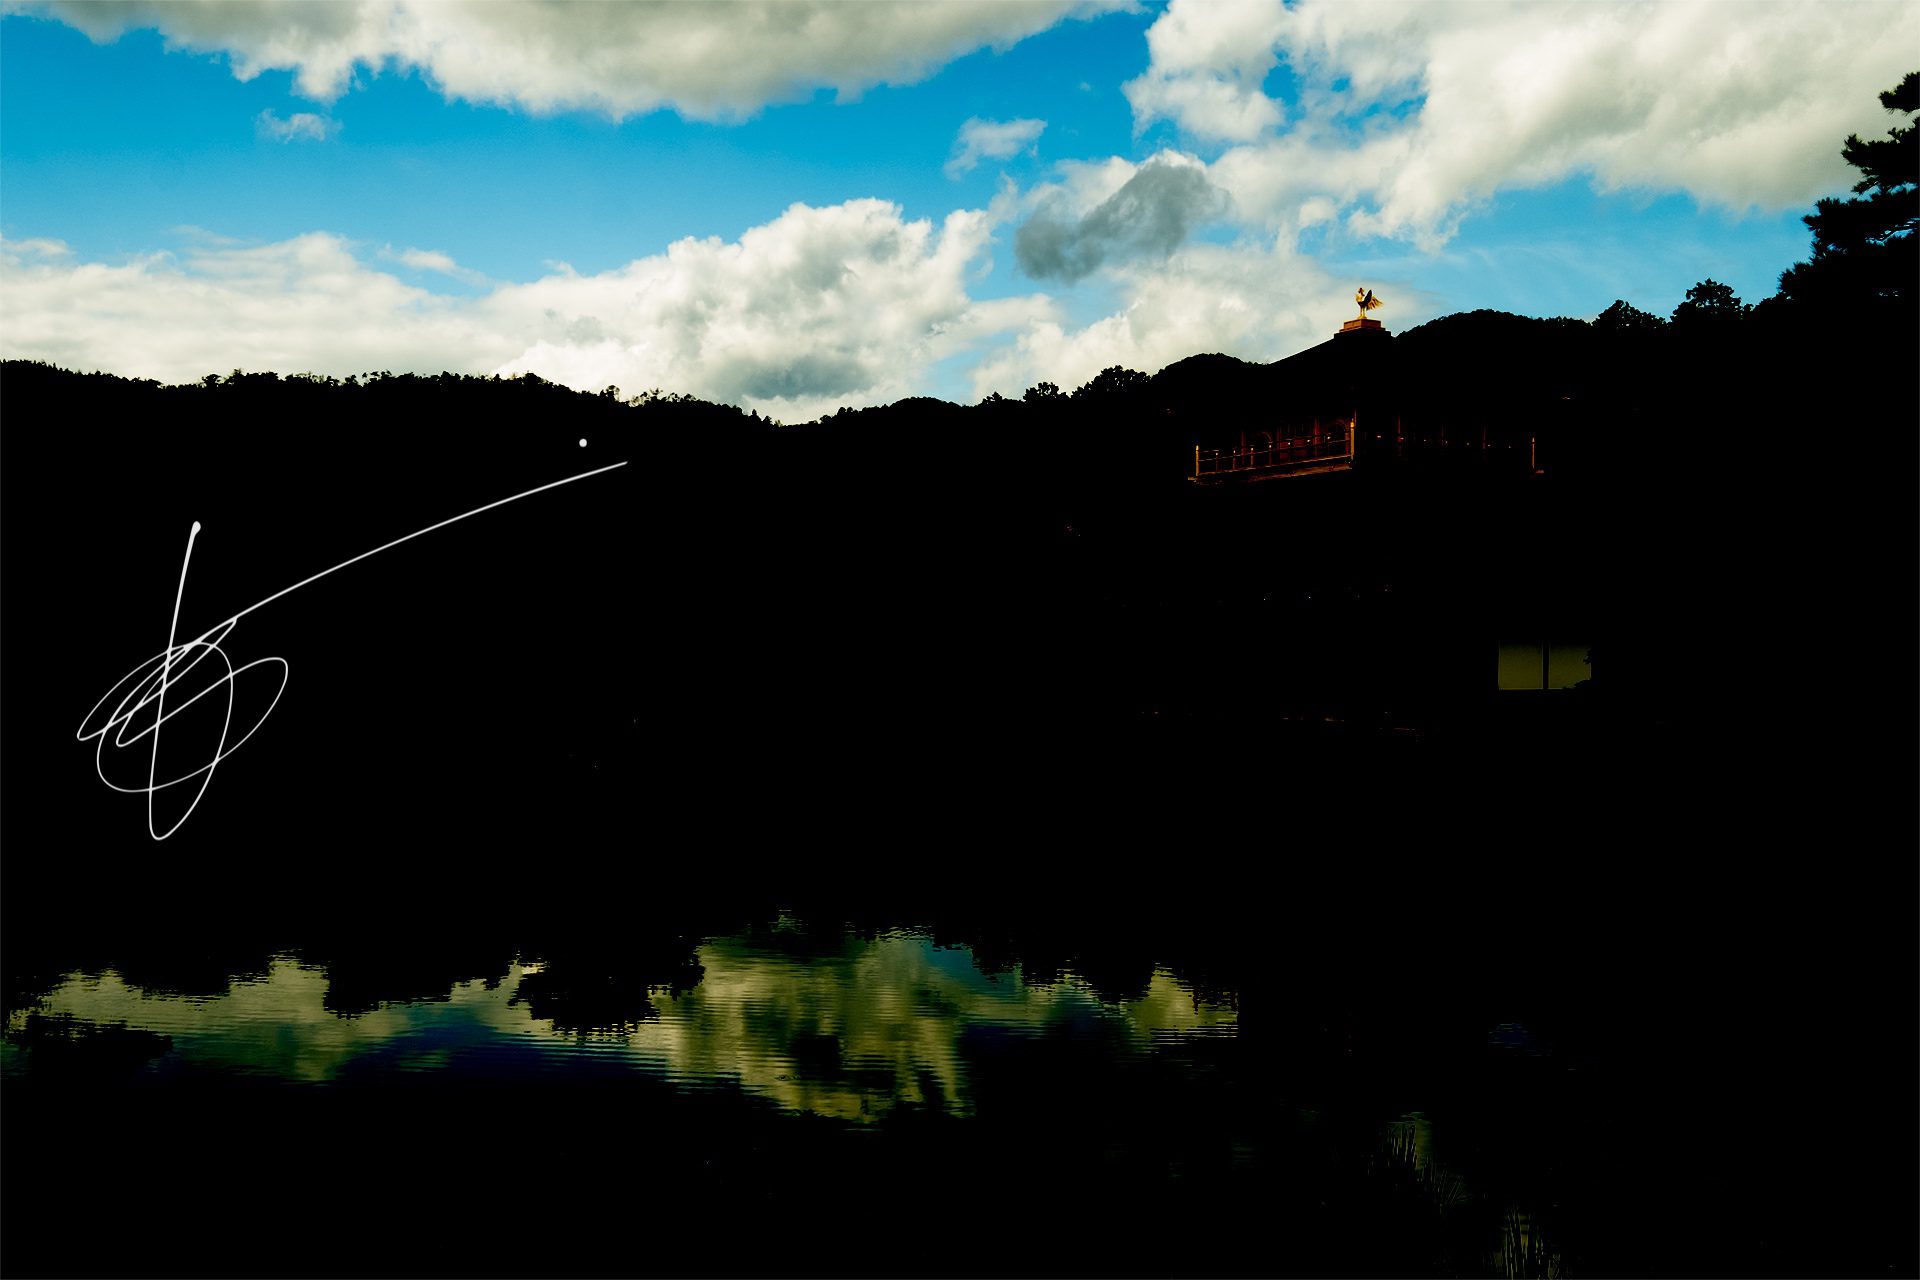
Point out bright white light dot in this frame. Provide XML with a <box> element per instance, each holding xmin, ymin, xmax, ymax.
<box><xmin>578</xmin><ymin>438</ymin><xmax>588</xmax><ymax>447</ymax></box>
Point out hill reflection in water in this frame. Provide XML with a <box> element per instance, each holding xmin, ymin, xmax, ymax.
<box><xmin>5</xmin><ymin>829</ymin><xmax>1914</xmax><ymax>1279</ymax></box>
<box><xmin>10</xmin><ymin>923</ymin><xmax>1236</xmax><ymax>1121</ymax></box>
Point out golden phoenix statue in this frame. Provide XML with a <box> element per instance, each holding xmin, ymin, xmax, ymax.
<box><xmin>1355</xmin><ymin>287</ymin><xmax>1382</xmax><ymax>318</ymax></box>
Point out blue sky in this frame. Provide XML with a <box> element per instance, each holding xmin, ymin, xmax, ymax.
<box><xmin>1</xmin><ymin>0</ymin><xmax>1912</xmax><ymax>419</ymax></box>
<box><xmin>1</xmin><ymin>13</ymin><xmax>1149</xmax><ymax>278</ymax></box>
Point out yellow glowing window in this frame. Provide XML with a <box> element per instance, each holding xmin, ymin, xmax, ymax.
<box><xmin>1497</xmin><ymin>642</ymin><xmax>1591</xmax><ymax>691</ymax></box>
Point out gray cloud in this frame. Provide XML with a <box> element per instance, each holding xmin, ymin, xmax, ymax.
<box><xmin>1015</xmin><ymin>159</ymin><xmax>1224</xmax><ymax>283</ymax></box>
<box><xmin>725</xmin><ymin>351</ymin><xmax>870</xmax><ymax>403</ymax></box>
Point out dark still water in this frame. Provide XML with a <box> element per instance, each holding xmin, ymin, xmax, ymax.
<box><xmin>5</xmin><ymin>836</ymin><xmax>1915</xmax><ymax>1279</ymax></box>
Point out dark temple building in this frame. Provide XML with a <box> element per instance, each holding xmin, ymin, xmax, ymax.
<box><xmin>1164</xmin><ymin>307</ymin><xmax>1600</xmax><ymax>721</ymax></box>
<box><xmin>1188</xmin><ymin>314</ymin><xmax>1553</xmax><ymax>484</ymax></box>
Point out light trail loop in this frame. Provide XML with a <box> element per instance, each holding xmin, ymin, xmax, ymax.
<box><xmin>76</xmin><ymin>460</ymin><xmax>626</xmax><ymax>840</ymax></box>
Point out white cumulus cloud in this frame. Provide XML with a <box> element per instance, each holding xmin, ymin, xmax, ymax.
<box><xmin>1131</xmin><ymin>0</ymin><xmax>1920</xmax><ymax>248</ymax></box>
<box><xmin>0</xmin><ymin>232</ymin><xmax>502</xmax><ymax>379</ymax></box>
<box><xmin>380</xmin><ymin>244</ymin><xmax>490</xmax><ymax>287</ymax></box>
<box><xmin>1123</xmin><ymin>0</ymin><xmax>1290</xmax><ymax>142</ymax></box>
<box><xmin>971</xmin><ymin>239</ymin><xmax>1365</xmax><ymax>399</ymax></box>
<box><xmin>0</xmin><ymin>205</ymin><xmax>1054</xmax><ymax>421</ymax></box>
<box><xmin>255</xmin><ymin>108</ymin><xmax>337</xmax><ymax>142</ymax></box>
<box><xmin>484</xmin><ymin>200</ymin><xmax>1051</xmax><ymax>418</ymax></box>
<box><xmin>19</xmin><ymin>0</ymin><xmax>1127</xmax><ymax>120</ymax></box>
<box><xmin>945</xmin><ymin>116</ymin><xmax>1047</xmax><ymax>178</ymax></box>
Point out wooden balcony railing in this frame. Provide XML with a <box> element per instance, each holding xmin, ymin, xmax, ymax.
<box><xmin>1192</xmin><ymin>426</ymin><xmax>1353</xmax><ymax>481</ymax></box>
